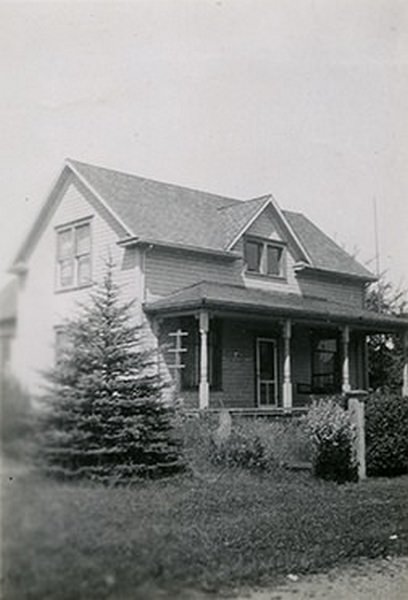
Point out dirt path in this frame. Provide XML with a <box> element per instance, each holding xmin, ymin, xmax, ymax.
<box><xmin>235</xmin><ymin>556</ymin><xmax>408</xmax><ymax>600</ymax></box>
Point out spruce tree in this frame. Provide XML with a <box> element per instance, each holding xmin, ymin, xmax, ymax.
<box><xmin>38</xmin><ymin>261</ymin><xmax>184</xmax><ymax>482</ymax></box>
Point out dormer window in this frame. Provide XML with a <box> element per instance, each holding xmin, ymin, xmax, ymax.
<box><xmin>56</xmin><ymin>220</ymin><xmax>92</xmax><ymax>289</ymax></box>
<box><xmin>245</xmin><ymin>238</ymin><xmax>286</xmax><ymax>278</ymax></box>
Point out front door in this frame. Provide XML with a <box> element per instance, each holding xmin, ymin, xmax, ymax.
<box><xmin>256</xmin><ymin>337</ymin><xmax>278</xmax><ymax>406</ymax></box>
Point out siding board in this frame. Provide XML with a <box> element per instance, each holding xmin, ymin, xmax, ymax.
<box><xmin>11</xmin><ymin>175</ymin><xmax>142</xmax><ymax>391</ymax></box>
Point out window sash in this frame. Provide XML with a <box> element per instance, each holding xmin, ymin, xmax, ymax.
<box><xmin>245</xmin><ymin>239</ymin><xmax>284</xmax><ymax>277</ymax></box>
<box><xmin>55</xmin><ymin>329</ymin><xmax>69</xmax><ymax>363</ymax></box>
<box><xmin>77</xmin><ymin>255</ymin><xmax>91</xmax><ymax>286</ymax></box>
<box><xmin>75</xmin><ymin>223</ymin><xmax>91</xmax><ymax>256</ymax></box>
<box><xmin>57</xmin><ymin>222</ymin><xmax>91</xmax><ymax>288</ymax></box>
<box><xmin>59</xmin><ymin>258</ymin><xmax>74</xmax><ymax>288</ymax></box>
<box><xmin>180</xmin><ymin>319</ymin><xmax>222</xmax><ymax>391</ymax></box>
<box><xmin>266</xmin><ymin>245</ymin><xmax>282</xmax><ymax>276</ymax></box>
<box><xmin>57</xmin><ymin>229</ymin><xmax>74</xmax><ymax>260</ymax></box>
<box><xmin>245</xmin><ymin>241</ymin><xmax>262</xmax><ymax>273</ymax></box>
<box><xmin>311</xmin><ymin>334</ymin><xmax>339</xmax><ymax>393</ymax></box>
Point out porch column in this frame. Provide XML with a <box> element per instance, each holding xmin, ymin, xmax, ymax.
<box><xmin>282</xmin><ymin>319</ymin><xmax>293</xmax><ymax>409</ymax></box>
<box><xmin>342</xmin><ymin>325</ymin><xmax>351</xmax><ymax>393</ymax></box>
<box><xmin>198</xmin><ymin>309</ymin><xmax>210</xmax><ymax>409</ymax></box>
<box><xmin>363</xmin><ymin>334</ymin><xmax>369</xmax><ymax>390</ymax></box>
<box><xmin>403</xmin><ymin>330</ymin><xmax>408</xmax><ymax>398</ymax></box>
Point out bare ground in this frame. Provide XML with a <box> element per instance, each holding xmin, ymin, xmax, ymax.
<box><xmin>233</xmin><ymin>556</ymin><xmax>408</xmax><ymax>600</ymax></box>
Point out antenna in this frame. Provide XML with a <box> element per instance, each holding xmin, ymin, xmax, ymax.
<box><xmin>373</xmin><ymin>197</ymin><xmax>380</xmax><ymax>278</ymax></box>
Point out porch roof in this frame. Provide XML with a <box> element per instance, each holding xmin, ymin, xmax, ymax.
<box><xmin>144</xmin><ymin>281</ymin><xmax>408</xmax><ymax>332</ymax></box>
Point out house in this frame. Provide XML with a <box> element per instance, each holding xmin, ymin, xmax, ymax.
<box><xmin>4</xmin><ymin>159</ymin><xmax>408</xmax><ymax>411</ymax></box>
<box><xmin>0</xmin><ymin>278</ymin><xmax>17</xmax><ymax>382</ymax></box>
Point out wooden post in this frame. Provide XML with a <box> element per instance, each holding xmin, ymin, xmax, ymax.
<box><xmin>402</xmin><ymin>330</ymin><xmax>408</xmax><ymax>398</ymax></box>
<box><xmin>342</xmin><ymin>325</ymin><xmax>351</xmax><ymax>393</ymax></box>
<box><xmin>282</xmin><ymin>319</ymin><xmax>293</xmax><ymax>409</ymax></box>
<box><xmin>363</xmin><ymin>334</ymin><xmax>369</xmax><ymax>390</ymax></box>
<box><xmin>348</xmin><ymin>396</ymin><xmax>366</xmax><ymax>480</ymax></box>
<box><xmin>199</xmin><ymin>310</ymin><xmax>210</xmax><ymax>409</ymax></box>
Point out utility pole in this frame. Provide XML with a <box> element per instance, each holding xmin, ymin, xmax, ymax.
<box><xmin>373</xmin><ymin>196</ymin><xmax>380</xmax><ymax>278</ymax></box>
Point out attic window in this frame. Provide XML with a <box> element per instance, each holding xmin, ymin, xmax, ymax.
<box><xmin>245</xmin><ymin>238</ymin><xmax>285</xmax><ymax>278</ymax></box>
<box><xmin>56</xmin><ymin>221</ymin><xmax>91</xmax><ymax>289</ymax></box>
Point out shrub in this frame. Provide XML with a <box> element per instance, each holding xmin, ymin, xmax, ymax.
<box><xmin>0</xmin><ymin>375</ymin><xmax>33</xmax><ymax>459</ymax></box>
<box><xmin>303</xmin><ymin>398</ymin><xmax>357</xmax><ymax>483</ymax></box>
<box><xmin>211</xmin><ymin>425</ymin><xmax>269</xmax><ymax>470</ymax></box>
<box><xmin>181</xmin><ymin>414</ymin><xmax>311</xmax><ymax>474</ymax></box>
<box><xmin>365</xmin><ymin>392</ymin><xmax>408</xmax><ymax>477</ymax></box>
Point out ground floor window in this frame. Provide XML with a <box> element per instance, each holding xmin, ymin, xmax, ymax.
<box><xmin>55</xmin><ymin>327</ymin><xmax>69</xmax><ymax>364</ymax></box>
<box><xmin>180</xmin><ymin>318</ymin><xmax>222</xmax><ymax>391</ymax></box>
<box><xmin>311</xmin><ymin>332</ymin><xmax>340</xmax><ymax>394</ymax></box>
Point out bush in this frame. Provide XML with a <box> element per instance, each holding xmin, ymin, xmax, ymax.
<box><xmin>182</xmin><ymin>414</ymin><xmax>311</xmax><ymax>474</ymax></box>
<box><xmin>0</xmin><ymin>375</ymin><xmax>33</xmax><ymax>459</ymax></box>
<box><xmin>365</xmin><ymin>392</ymin><xmax>408</xmax><ymax>477</ymax></box>
<box><xmin>303</xmin><ymin>398</ymin><xmax>357</xmax><ymax>483</ymax></box>
<box><xmin>212</xmin><ymin>426</ymin><xmax>269</xmax><ymax>470</ymax></box>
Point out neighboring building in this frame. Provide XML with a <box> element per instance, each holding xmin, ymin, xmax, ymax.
<box><xmin>0</xmin><ymin>278</ymin><xmax>17</xmax><ymax>384</ymax></box>
<box><xmin>6</xmin><ymin>159</ymin><xmax>408</xmax><ymax>410</ymax></box>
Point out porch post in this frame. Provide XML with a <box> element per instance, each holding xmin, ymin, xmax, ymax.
<box><xmin>363</xmin><ymin>334</ymin><xmax>369</xmax><ymax>390</ymax></box>
<box><xmin>342</xmin><ymin>325</ymin><xmax>351</xmax><ymax>393</ymax></box>
<box><xmin>198</xmin><ymin>309</ymin><xmax>210</xmax><ymax>409</ymax></box>
<box><xmin>282</xmin><ymin>319</ymin><xmax>293</xmax><ymax>409</ymax></box>
<box><xmin>402</xmin><ymin>330</ymin><xmax>408</xmax><ymax>398</ymax></box>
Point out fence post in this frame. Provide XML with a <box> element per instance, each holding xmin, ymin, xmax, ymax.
<box><xmin>348</xmin><ymin>396</ymin><xmax>366</xmax><ymax>480</ymax></box>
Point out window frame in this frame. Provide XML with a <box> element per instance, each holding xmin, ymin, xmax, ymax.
<box><xmin>54</xmin><ymin>326</ymin><xmax>69</xmax><ymax>364</ymax></box>
<box><xmin>311</xmin><ymin>331</ymin><xmax>341</xmax><ymax>394</ymax></box>
<box><xmin>180</xmin><ymin>318</ymin><xmax>223</xmax><ymax>392</ymax></box>
<box><xmin>55</xmin><ymin>218</ymin><xmax>93</xmax><ymax>291</ymax></box>
<box><xmin>244</xmin><ymin>236</ymin><xmax>287</xmax><ymax>280</ymax></box>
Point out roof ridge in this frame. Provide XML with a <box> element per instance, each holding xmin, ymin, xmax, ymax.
<box><xmin>217</xmin><ymin>194</ymin><xmax>270</xmax><ymax>211</ymax></box>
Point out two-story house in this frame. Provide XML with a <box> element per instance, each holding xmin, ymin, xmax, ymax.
<box><xmin>5</xmin><ymin>159</ymin><xmax>408</xmax><ymax>411</ymax></box>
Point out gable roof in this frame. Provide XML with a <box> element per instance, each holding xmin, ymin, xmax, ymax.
<box><xmin>284</xmin><ymin>211</ymin><xmax>374</xmax><ymax>280</ymax></box>
<box><xmin>218</xmin><ymin>195</ymin><xmax>272</xmax><ymax>249</ymax></box>
<box><xmin>12</xmin><ymin>159</ymin><xmax>376</xmax><ymax>281</ymax></box>
<box><xmin>68</xmin><ymin>159</ymin><xmax>237</xmax><ymax>252</ymax></box>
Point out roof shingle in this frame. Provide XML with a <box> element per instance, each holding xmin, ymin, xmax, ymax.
<box><xmin>68</xmin><ymin>159</ymin><xmax>375</xmax><ymax>280</ymax></box>
<box><xmin>144</xmin><ymin>281</ymin><xmax>406</xmax><ymax>330</ymax></box>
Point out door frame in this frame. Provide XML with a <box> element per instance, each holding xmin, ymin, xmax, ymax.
<box><xmin>256</xmin><ymin>337</ymin><xmax>278</xmax><ymax>407</ymax></box>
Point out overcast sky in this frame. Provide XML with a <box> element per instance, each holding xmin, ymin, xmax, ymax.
<box><xmin>1</xmin><ymin>0</ymin><xmax>407</xmax><ymax>290</ymax></box>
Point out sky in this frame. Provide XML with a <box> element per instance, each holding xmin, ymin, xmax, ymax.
<box><xmin>0</xmin><ymin>0</ymin><xmax>407</xmax><ymax>290</ymax></box>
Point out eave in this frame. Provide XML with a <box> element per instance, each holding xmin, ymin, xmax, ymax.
<box><xmin>117</xmin><ymin>237</ymin><xmax>241</xmax><ymax>260</ymax></box>
<box><xmin>293</xmin><ymin>262</ymin><xmax>377</xmax><ymax>283</ymax></box>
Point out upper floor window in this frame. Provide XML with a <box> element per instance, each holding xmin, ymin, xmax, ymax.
<box><xmin>245</xmin><ymin>238</ymin><xmax>285</xmax><ymax>278</ymax></box>
<box><xmin>56</xmin><ymin>221</ymin><xmax>91</xmax><ymax>289</ymax></box>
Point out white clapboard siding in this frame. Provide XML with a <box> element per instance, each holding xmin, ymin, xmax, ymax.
<box><xmin>298</xmin><ymin>277</ymin><xmax>365</xmax><ymax>307</ymax></box>
<box><xmin>11</xmin><ymin>174</ymin><xmax>142</xmax><ymax>392</ymax></box>
<box><xmin>145</xmin><ymin>247</ymin><xmax>244</xmax><ymax>300</ymax></box>
<box><xmin>246</xmin><ymin>204</ymin><xmax>285</xmax><ymax>240</ymax></box>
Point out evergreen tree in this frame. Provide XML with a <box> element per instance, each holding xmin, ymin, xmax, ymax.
<box><xmin>38</xmin><ymin>261</ymin><xmax>184</xmax><ymax>482</ymax></box>
<box><xmin>366</xmin><ymin>276</ymin><xmax>407</xmax><ymax>392</ymax></box>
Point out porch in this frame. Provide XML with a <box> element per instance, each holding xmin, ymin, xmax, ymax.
<box><xmin>144</xmin><ymin>281</ymin><xmax>408</xmax><ymax>411</ymax></box>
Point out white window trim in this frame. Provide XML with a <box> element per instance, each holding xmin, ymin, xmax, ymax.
<box><xmin>55</xmin><ymin>217</ymin><xmax>93</xmax><ymax>292</ymax></box>
<box><xmin>244</xmin><ymin>236</ymin><xmax>287</xmax><ymax>280</ymax></box>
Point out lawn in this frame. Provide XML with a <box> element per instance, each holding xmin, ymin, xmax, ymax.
<box><xmin>2</xmin><ymin>467</ymin><xmax>408</xmax><ymax>600</ymax></box>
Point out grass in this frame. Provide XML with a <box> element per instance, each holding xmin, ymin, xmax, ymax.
<box><xmin>2</xmin><ymin>466</ymin><xmax>408</xmax><ymax>600</ymax></box>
